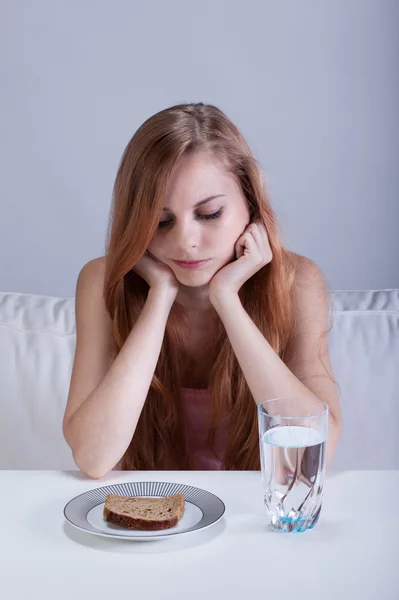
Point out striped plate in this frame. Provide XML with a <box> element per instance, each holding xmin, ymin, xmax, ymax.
<box><xmin>63</xmin><ymin>480</ymin><xmax>226</xmax><ymax>541</ymax></box>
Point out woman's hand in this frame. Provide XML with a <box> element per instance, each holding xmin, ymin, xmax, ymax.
<box><xmin>209</xmin><ymin>221</ymin><xmax>272</xmax><ymax>305</ymax></box>
<box><xmin>133</xmin><ymin>250</ymin><xmax>179</xmax><ymax>300</ymax></box>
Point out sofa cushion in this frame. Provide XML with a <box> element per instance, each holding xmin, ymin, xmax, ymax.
<box><xmin>328</xmin><ymin>289</ymin><xmax>399</xmax><ymax>468</ymax></box>
<box><xmin>0</xmin><ymin>289</ymin><xmax>398</xmax><ymax>469</ymax></box>
<box><xmin>0</xmin><ymin>293</ymin><xmax>76</xmax><ymax>469</ymax></box>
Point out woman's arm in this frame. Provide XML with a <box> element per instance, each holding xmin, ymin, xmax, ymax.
<box><xmin>63</xmin><ymin>260</ymin><xmax>176</xmax><ymax>479</ymax></box>
<box><xmin>210</xmin><ymin>257</ymin><xmax>343</xmax><ymax>467</ymax></box>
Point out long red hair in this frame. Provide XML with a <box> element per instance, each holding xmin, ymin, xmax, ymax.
<box><xmin>103</xmin><ymin>102</ymin><xmax>327</xmax><ymax>470</ymax></box>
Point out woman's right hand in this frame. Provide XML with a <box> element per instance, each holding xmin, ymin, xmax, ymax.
<box><xmin>132</xmin><ymin>250</ymin><xmax>179</xmax><ymax>300</ymax></box>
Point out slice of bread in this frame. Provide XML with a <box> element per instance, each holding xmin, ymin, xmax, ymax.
<box><xmin>103</xmin><ymin>493</ymin><xmax>185</xmax><ymax>531</ymax></box>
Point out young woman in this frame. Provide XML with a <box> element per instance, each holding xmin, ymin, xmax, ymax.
<box><xmin>63</xmin><ymin>102</ymin><xmax>343</xmax><ymax>479</ymax></box>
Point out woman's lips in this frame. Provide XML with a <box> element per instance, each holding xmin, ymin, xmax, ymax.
<box><xmin>172</xmin><ymin>259</ymin><xmax>211</xmax><ymax>270</ymax></box>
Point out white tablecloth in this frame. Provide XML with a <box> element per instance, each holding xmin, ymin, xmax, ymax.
<box><xmin>2</xmin><ymin>469</ymin><xmax>398</xmax><ymax>600</ymax></box>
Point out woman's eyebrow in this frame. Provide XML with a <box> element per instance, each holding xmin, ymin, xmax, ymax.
<box><xmin>162</xmin><ymin>194</ymin><xmax>226</xmax><ymax>212</ymax></box>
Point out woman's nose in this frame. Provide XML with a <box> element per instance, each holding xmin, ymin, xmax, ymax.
<box><xmin>172</xmin><ymin>219</ymin><xmax>200</xmax><ymax>252</ymax></box>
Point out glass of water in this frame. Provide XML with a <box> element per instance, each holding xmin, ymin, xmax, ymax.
<box><xmin>257</xmin><ymin>397</ymin><xmax>328</xmax><ymax>533</ymax></box>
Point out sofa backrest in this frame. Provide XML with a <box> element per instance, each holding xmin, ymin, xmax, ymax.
<box><xmin>0</xmin><ymin>290</ymin><xmax>398</xmax><ymax>470</ymax></box>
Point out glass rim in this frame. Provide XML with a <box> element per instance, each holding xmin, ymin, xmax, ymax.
<box><xmin>257</xmin><ymin>397</ymin><xmax>329</xmax><ymax>419</ymax></box>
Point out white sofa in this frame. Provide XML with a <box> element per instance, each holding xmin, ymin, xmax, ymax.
<box><xmin>0</xmin><ymin>290</ymin><xmax>398</xmax><ymax>471</ymax></box>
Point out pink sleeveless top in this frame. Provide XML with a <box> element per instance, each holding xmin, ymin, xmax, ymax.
<box><xmin>113</xmin><ymin>387</ymin><xmax>229</xmax><ymax>471</ymax></box>
<box><xmin>180</xmin><ymin>387</ymin><xmax>229</xmax><ymax>470</ymax></box>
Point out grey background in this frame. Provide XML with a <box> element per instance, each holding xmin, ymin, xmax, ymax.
<box><xmin>1</xmin><ymin>0</ymin><xmax>398</xmax><ymax>297</ymax></box>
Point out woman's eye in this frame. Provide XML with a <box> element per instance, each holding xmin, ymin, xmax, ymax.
<box><xmin>158</xmin><ymin>220</ymin><xmax>172</xmax><ymax>228</ymax></box>
<box><xmin>198</xmin><ymin>208</ymin><xmax>223</xmax><ymax>221</ymax></box>
<box><xmin>158</xmin><ymin>208</ymin><xmax>223</xmax><ymax>228</ymax></box>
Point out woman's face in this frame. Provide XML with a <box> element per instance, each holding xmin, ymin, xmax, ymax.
<box><xmin>147</xmin><ymin>151</ymin><xmax>251</xmax><ymax>287</ymax></box>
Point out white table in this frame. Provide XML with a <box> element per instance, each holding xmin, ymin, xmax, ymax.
<box><xmin>2</xmin><ymin>469</ymin><xmax>398</xmax><ymax>600</ymax></box>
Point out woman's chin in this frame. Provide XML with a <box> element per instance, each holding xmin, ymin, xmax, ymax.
<box><xmin>174</xmin><ymin>271</ymin><xmax>213</xmax><ymax>287</ymax></box>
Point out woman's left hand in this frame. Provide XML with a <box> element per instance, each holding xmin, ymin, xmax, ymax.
<box><xmin>209</xmin><ymin>221</ymin><xmax>273</xmax><ymax>304</ymax></box>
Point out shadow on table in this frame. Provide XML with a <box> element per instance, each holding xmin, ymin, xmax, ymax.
<box><xmin>227</xmin><ymin>513</ymin><xmax>353</xmax><ymax>541</ymax></box>
<box><xmin>62</xmin><ymin>518</ymin><xmax>227</xmax><ymax>554</ymax></box>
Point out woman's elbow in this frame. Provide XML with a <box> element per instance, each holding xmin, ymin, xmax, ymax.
<box><xmin>72</xmin><ymin>450</ymin><xmax>112</xmax><ymax>480</ymax></box>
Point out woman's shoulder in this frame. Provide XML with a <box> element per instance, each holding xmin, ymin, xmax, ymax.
<box><xmin>286</xmin><ymin>251</ymin><xmax>328</xmax><ymax>309</ymax></box>
<box><xmin>286</xmin><ymin>251</ymin><xmax>320</xmax><ymax>277</ymax></box>
<box><xmin>287</xmin><ymin>250</ymin><xmax>312</xmax><ymax>266</ymax></box>
<box><xmin>80</xmin><ymin>255</ymin><xmax>106</xmax><ymax>274</ymax></box>
<box><xmin>74</xmin><ymin>257</ymin><xmax>108</xmax><ymax>306</ymax></box>
<box><xmin>77</xmin><ymin>256</ymin><xmax>106</xmax><ymax>285</ymax></box>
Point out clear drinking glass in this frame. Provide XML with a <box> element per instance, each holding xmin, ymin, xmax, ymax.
<box><xmin>257</xmin><ymin>397</ymin><xmax>328</xmax><ymax>533</ymax></box>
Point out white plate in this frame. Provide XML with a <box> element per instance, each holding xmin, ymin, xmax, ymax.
<box><xmin>63</xmin><ymin>480</ymin><xmax>226</xmax><ymax>541</ymax></box>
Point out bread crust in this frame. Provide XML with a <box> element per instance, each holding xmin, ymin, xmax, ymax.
<box><xmin>103</xmin><ymin>493</ymin><xmax>185</xmax><ymax>531</ymax></box>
